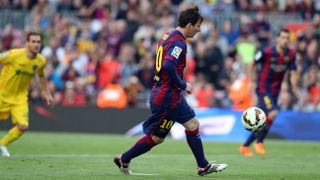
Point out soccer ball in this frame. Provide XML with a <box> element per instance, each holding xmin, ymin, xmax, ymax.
<box><xmin>241</xmin><ymin>107</ymin><xmax>267</xmax><ymax>131</ymax></box>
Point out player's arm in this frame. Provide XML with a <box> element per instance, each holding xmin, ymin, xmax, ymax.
<box><xmin>162</xmin><ymin>42</ymin><xmax>191</xmax><ymax>92</ymax></box>
<box><xmin>163</xmin><ymin>60</ymin><xmax>187</xmax><ymax>91</ymax></box>
<box><xmin>38</xmin><ymin>75</ymin><xmax>53</xmax><ymax>106</ymax></box>
<box><xmin>248</xmin><ymin>60</ymin><xmax>257</xmax><ymax>87</ymax></box>
<box><xmin>290</xmin><ymin>70</ymin><xmax>300</xmax><ymax>95</ymax></box>
<box><xmin>247</xmin><ymin>60</ymin><xmax>258</xmax><ymax>105</ymax></box>
<box><xmin>289</xmin><ymin>55</ymin><xmax>300</xmax><ymax>98</ymax></box>
<box><xmin>37</xmin><ymin>65</ymin><xmax>53</xmax><ymax>106</ymax></box>
<box><xmin>288</xmin><ymin>50</ymin><xmax>301</xmax><ymax>98</ymax></box>
<box><xmin>249</xmin><ymin>50</ymin><xmax>264</xmax><ymax>92</ymax></box>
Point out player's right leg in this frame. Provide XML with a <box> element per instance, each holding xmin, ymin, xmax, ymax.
<box><xmin>0</xmin><ymin>104</ymin><xmax>29</xmax><ymax>157</ymax></box>
<box><xmin>254</xmin><ymin>95</ymin><xmax>279</xmax><ymax>155</ymax></box>
<box><xmin>239</xmin><ymin>132</ymin><xmax>256</xmax><ymax>156</ymax></box>
<box><xmin>0</xmin><ymin>105</ymin><xmax>11</xmax><ymax>157</ymax></box>
<box><xmin>0</xmin><ymin>111</ymin><xmax>10</xmax><ymax>157</ymax></box>
<box><xmin>239</xmin><ymin>145</ymin><xmax>253</xmax><ymax>157</ymax></box>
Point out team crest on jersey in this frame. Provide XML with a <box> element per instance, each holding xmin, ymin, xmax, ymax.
<box><xmin>171</xmin><ymin>46</ymin><xmax>182</xmax><ymax>59</ymax></box>
<box><xmin>32</xmin><ymin>65</ymin><xmax>38</xmax><ymax>71</ymax></box>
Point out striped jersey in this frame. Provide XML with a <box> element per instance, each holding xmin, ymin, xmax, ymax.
<box><xmin>150</xmin><ymin>30</ymin><xmax>187</xmax><ymax>109</ymax></box>
<box><xmin>254</xmin><ymin>46</ymin><xmax>296</xmax><ymax>96</ymax></box>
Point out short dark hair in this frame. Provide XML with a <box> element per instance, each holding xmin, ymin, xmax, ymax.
<box><xmin>177</xmin><ymin>6</ymin><xmax>204</xmax><ymax>28</ymax></box>
<box><xmin>277</xmin><ymin>28</ymin><xmax>290</xmax><ymax>37</ymax></box>
<box><xmin>26</xmin><ymin>31</ymin><xmax>42</xmax><ymax>41</ymax></box>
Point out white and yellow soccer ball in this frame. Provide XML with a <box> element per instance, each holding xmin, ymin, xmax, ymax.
<box><xmin>241</xmin><ymin>107</ymin><xmax>267</xmax><ymax>131</ymax></box>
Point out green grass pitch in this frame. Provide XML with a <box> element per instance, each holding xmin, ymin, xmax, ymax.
<box><xmin>0</xmin><ymin>131</ymin><xmax>319</xmax><ymax>180</ymax></box>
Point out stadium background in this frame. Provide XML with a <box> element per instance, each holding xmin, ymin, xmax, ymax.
<box><xmin>0</xmin><ymin>1</ymin><xmax>320</xmax><ymax>179</ymax></box>
<box><xmin>0</xmin><ymin>0</ymin><xmax>319</xmax><ymax>139</ymax></box>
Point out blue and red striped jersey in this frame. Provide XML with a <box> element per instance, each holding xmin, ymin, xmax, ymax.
<box><xmin>150</xmin><ymin>30</ymin><xmax>187</xmax><ymax>108</ymax></box>
<box><xmin>255</xmin><ymin>46</ymin><xmax>296</xmax><ymax>96</ymax></box>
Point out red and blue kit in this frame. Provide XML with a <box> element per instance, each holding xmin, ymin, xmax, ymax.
<box><xmin>254</xmin><ymin>46</ymin><xmax>296</xmax><ymax>113</ymax></box>
<box><xmin>143</xmin><ymin>30</ymin><xmax>195</xmax><ymax>138</ymax></box>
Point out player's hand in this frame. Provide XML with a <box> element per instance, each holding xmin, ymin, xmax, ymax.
<box><xmin>185</xmin><ymin>83</ymin><xmax>193</xmax><ymax>94</ymax></box>
<box><xmin>45</xmin><ymin>94</ymin><xmax>54</xmax><ymax>108</ymax></box>
<box><xmin>292</xmin><ymin>87</ymin><xmax>302</xmax><ymax>102</ymax></box>
<box><xmin>292</xmin><ymin>87</ymin><xmax>301</xmax><ymax>97</ymax></box>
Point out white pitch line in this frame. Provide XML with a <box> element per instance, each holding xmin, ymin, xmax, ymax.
<box><xmin>11</xmin><ymin>154</ymin><xmax>190</xmax><ymax>158</ymax></box>
<box><xmin>132</xmin><ymin>173</ymin><xmax>158</xmax><ymax>176</ymax></box>
<box><xmin>12</xmin><ymin>154</ymin><xmax>113</xmax><ymax>158</ymax></box>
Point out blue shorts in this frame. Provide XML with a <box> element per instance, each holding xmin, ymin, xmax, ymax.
<box><xmin>143</xmin><ymin>97</ymin><xmax>195</xmax><ymax>138</ymax></box>
<box><xmin>257</xmin><ymin>92</ymin><xmax>279</xmax><ymax>115</ymax></box>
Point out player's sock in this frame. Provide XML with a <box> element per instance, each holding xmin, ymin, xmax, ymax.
<box><xmin>243</xmin><ymin>132</ymin><xmax>257</xmax><ymax>147</ymax></box>
<box><xmin>121</xmin><ymin>135</ymin><xmax>155</xmax><ymax>163</ymax></box>
<box><xmin>0</xmin><ymin>126</ymin><xmax>23</xmax><ymax>146</ymax></box>
<box><xmin>257</xmin><ymin>118</ymin><xmax>272</xmax><ymax>143</ymax></box>
<box><xmin>185</xmin><ymin>128</ymin><xmax>208</xmax><ymax>168</ymax></box>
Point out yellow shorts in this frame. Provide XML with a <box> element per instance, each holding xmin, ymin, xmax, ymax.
<box><xmin>0</xmin><ymin>99</ymin><xmax>29</xmax><ymax>126</ymax></box>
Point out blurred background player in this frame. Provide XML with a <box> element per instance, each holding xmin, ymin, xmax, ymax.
<box><xmin>240</xmin><ymin>29</ymin><xmax>300</xmax><ymax>156</ymax></box>
<box><xmin>114</xmin><ymin>6</ymin><xmax>227</xmax><ymax>176</ymax></box>
<box><xmin>0</xmin><ymin>31</ymin><xmax>53</xmax><ymax>157</ymax></box>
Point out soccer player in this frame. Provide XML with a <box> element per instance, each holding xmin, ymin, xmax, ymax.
<box><xmin>0</xmin><ymin>31</ymin><xmax>53</xmax><ymax>157</ymax></box>
<box><xmin>114</xmin><ymin>6</ymin><xmax>227</xmax><ymax>176</ymax></box>
<box><xmin>240</xmin><ymin>29</ymin><xmax>300</xmax><ymax>156</ymax></box>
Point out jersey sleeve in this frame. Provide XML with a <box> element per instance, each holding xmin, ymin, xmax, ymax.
<box><xmin>0</xmin><ymin>50</ymin><xmax>12</xmax><ymax>64</ymax></box>
<box><xmin>163</xmin><ymin>60</ymin><xmax>186</xmax><ymax>90</ymax></box>
<box><xmin>164</xmin><ymin>41</ymin><xmax>186</xmax><ymax>64</ymax></box>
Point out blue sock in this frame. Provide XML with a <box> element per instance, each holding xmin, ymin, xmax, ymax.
<box><xmin>244</xmin><ymin>132</ymin><xmax>257</xmax><ymax>146</ymax></box>
<box><xmin>121</xmin><ymin>135</ymin><xmax>155</xmax><ymax>163</ymax></box>
<box><xmin>185</xmin><ymin>128</ymin><xmax>208</xmax><ymax>168</ymax></box>
<box><xmin>257</xmin><ymin>124</ymin><xmax>271</xmax><ymax>143</ymax></box>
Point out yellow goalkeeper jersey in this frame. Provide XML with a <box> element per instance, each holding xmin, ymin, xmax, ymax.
<box><xmin>0</xmin><ymin>48</ymin><xmax>46</xmax><ymax>104</ymax></box>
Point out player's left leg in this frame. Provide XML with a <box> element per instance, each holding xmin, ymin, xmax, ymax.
<box><xmin>0</xmin><ymin>111</ymin><xmax>11</xmax><ymax>157</ymax></box>
<box><xmin>0</xmin><ymin>104</ymin><xmax>29</xmax><ymax>157</ymax></box>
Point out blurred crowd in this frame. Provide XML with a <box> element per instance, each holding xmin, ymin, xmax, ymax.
<box><xmin>0</xmin><ymin>0</ymin><xmax>319</xmax><ymax>112</ymax></box>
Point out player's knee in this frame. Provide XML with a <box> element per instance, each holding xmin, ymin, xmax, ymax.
<box><xmin>17</xmin><ymin>124</ymin><xmax>28</xmax><ymax>132</ymax></box>
<box><xmin>184</xmin><ymin>118</ymin><xmax>199</xmax><ymax>131</ymax></box>
<box><xmin>151</xmin><ymin>135</ymin><xmax>164</xmax><ymax>144</ymax></box>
